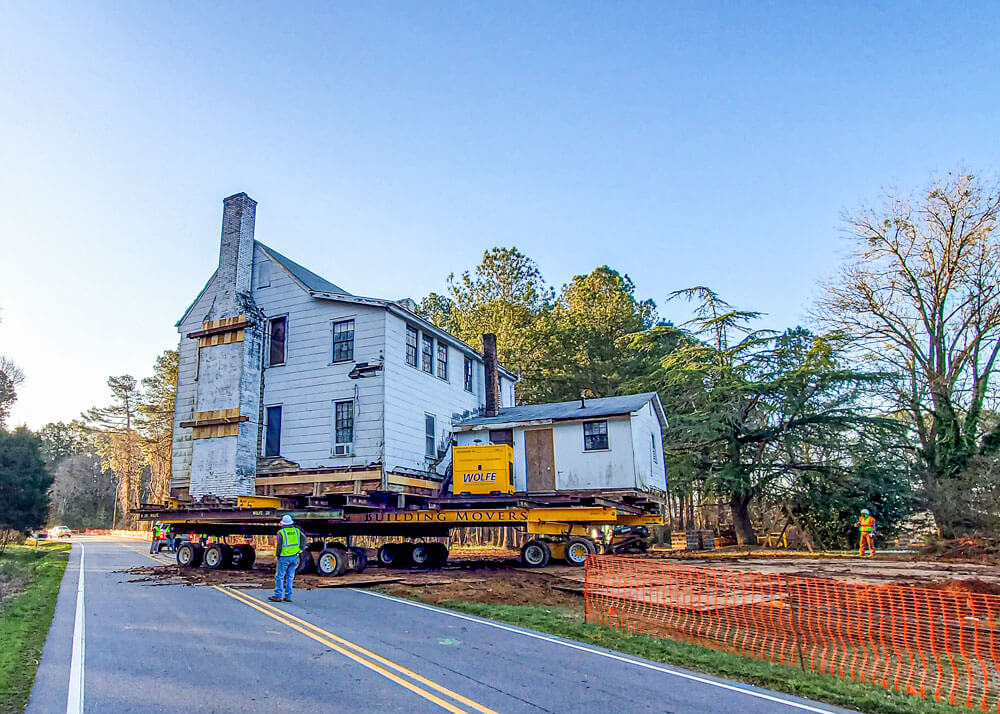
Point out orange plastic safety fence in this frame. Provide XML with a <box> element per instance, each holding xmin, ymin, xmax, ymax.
<box><xmin>584</xmin><ymin>556</ymin><xmax>1000</xmax><ymax>711</ymax></box>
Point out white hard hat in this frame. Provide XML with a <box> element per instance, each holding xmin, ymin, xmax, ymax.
<box><xmin>860</xmin><ymin>508</ymin><xmax>870</xmax><ymax>515</ymax></box>
<box><xmin>279</xmin><ymin>514</ymin><xmax>294</xmax><ymax>526</ymax></box>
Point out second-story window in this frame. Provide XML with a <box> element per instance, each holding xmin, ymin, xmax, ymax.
<box><xmin>421</xmin><ymin>334</ymin><xmax>434</xmax><ymax>374</ymax></box>
<box><xmin>425</xmin><ymin>414</ymin><xmax>436</xmax><ymax>457</ymax></box>
<box><xmin>436</xmin><ymin>343</ymin><xmax>448</xmax><ymax>380</ymax></box>
<box><xmin>332</xmin><ymin>319</ymin><xmax>355</xmax><ymax>362</ymax></box>
<box><xmin>463</xmin><ymin>356</ymin><xmax>474</xmax><ymax>392</ymax></box>
<box><xmin>268</xmin><ymin>317</ymin><xmax>286</xmax><ymax>367</ymax></box>
<box><xmin>406</xmin><ymin>325</ymin><xmax>418</xmax><ymax>367</ymax></box>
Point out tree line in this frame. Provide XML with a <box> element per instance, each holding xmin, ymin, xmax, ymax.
<box><xmin>3</xmin><ymin>171</ymin><xmax>998</xmax><ymax>547</ymax></box>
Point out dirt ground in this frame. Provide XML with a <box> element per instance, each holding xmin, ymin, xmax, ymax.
<box><xmin>120</xmin><ymin>545</ymin><xmax>1000</xmax><ymax>607</ymax></box>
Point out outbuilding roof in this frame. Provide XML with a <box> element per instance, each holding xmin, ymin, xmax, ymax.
<box><xmin>455</xmin><ymin>392</ymin><xmax>665</xmax><ymax>428</ymax></box>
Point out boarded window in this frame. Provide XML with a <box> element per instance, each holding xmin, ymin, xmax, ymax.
<box><xmin>332</xmin><ymin>319</ymin><xmax>355</xmax><ymax>362</ymax></box>
<box><xmin>583</xmin><ymin>420</ymin><xmax>609</xmax><ymax>451</ymax></box>
<box><xmin>490</xmin><ymin>429</ymin><xmax>513</xmax><ymax>446</ymax></box>
<box><xmin>335</xmin><ymin>400</ymin><xmax>354</xmax><ymax>445</ymax></box>
<box><xmin>406</xmin><ymin>326</ymin><xmax>418</xmax><ymax>367</ymax></box>
<box><xmin>268</xmin><ymin>317</ymin><xmax>287</xmax><ymax>366</ymax></box>
<box><xmin>436</xmin><ymin>342</ymin><xmax>448</xmax><ymax>380</ymax></box>
<box><xmin>421</xmin><ymin>334</ymin><xmax>434</xmax><ymax>374</ymax></box>
<box><xmin>265</xmin><ymin>405</ymin><xmax>282</xmax><ymax>457</ymax></box>
<box><xmin>425</xmin><ymin>414</ymin><xmax>436</xmax><ymax>457</ymax></box>
<box><xmin>463</xmin><ymin>356</ymin><xmax>474</xmax><ymax>392</ymax></box>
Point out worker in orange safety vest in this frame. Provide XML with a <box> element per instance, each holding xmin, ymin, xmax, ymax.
<box><xmin>857</xmin><ymin>508</ymin><xmax>876</xmax><ymax>557</ymax></box>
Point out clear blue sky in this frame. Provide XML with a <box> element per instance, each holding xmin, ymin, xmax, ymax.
<box><xmin>2</xmin><ymin>2</ymin><xmax>998</xmax><ymax>428</ymax></box>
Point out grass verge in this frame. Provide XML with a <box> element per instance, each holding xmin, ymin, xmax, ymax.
<box><xmin>422</xmin><ymin>600</ymin><xmax>959</xmax><ymax>714</ymax></box>
<box><xmin>0</xmin><ymin>544</ymin><xmax>70</xmax><ymax>714</ymax></box>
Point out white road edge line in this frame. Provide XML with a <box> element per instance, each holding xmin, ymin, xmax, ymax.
<box><xmin>66</xmin><ymin>544</ymin><xmax>85</xmax><ymax>714</ymax></box>
<box><xmin>355</xmin><ymin>589</ymin><xmax>840</xmax><ymax>714</ymax></box>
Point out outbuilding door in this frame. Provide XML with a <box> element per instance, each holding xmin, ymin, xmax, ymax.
<box><xmin>524</xmin><ymin>428</ymin><xmax>555</xmax><ymax>491</ymax></box>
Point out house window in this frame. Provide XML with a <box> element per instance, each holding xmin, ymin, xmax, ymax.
<box><xmin>264</xmin><ymin>405</ymin><xmax>282</xmax><ymax>457</ymax></box>
<box><xmin>406</xmin><ymin>325</ymin><xmax>418</xmax><ymax>367</ymax></box>
<box><xmin>332</xmin><ymin>319</ymin><xmax>355</xmax><ymax>362</ymax></box>
<box><xmin>425</xmin><ymin>414</ymin><xmax>436</xmax><ymax>457</ymax></box>
<box><xmin>436</xmin><ymin>343</ymin><xmax>448</xmax><ymax>380</ymax></box>
<box><xmin>334</xmin><ymin>400</ymin><xmax>354</xmax><ymax>454</ymax></box>
<box><xmin>463</xmin><ymin>356</ymin><xmax>474</xmax><ymax>392</ymax></box>
<box><xmin>583</xmin><ymin>420</ymin><xmax>609</xmax><ymax>451</ymax></box>
<box><xmin>421</xmin><ymin>334</ymin><xmax>434</xmax><ymax>374</ymax></box>
<box><xmin>651</xmin><ymin>434</ymin><xmax>658</xmax><ymax>463</ymax></box>
<box><xmin>255</xmin><ymin>260</ymin><xmax>271</xmax><ymax>288</ymax></box>
<box><xmin>195</xmin><ymin>346</ymin><xmax>202</xmax><ymax>381</ymax></box>
<box><xmin>268</xmin><ymin>317</ymin><xmax>287</xmax><ymax>366</ymax></box>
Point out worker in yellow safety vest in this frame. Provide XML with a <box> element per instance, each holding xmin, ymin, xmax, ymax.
<box><xmin>269</xmin><ymin>514</ymin><xmax>305</xmax><ymax>603</ymax></box>
<box><xmin>857</xmin><ymin>508</ymin><xmax>876</xmax><ymax>557</ymax></box>
<box><xmin>149</xmin><ymin>523</ymin><xmax>161</xmax><ymax>554</ymax></box>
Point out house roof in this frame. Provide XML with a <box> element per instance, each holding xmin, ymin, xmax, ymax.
<box><xmin>257</xmin><ymin>242</ymin><xmax>350</xmax><ymax>295</ymax></box>
<box><xmin>455</xmin><ymin>392</ymin><xmax>664</xmax><ymax>428</ymax></box>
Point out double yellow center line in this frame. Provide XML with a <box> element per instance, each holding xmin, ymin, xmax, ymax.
<box><xmin>213</xmin><ymin>586</ymin><xmax>498</xmax><ymax>714</ymax></box>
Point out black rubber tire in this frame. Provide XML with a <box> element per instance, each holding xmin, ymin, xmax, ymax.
<box><xmin>176</xmin><ymin>542</ymin><xmax>203</xmax><ymax>568</ymax></box>
<box><xmin>427</xmin><ymin>542</ymin><xmax>449</xmax><ymax>568</ymax></box>
<box><xmin>410</xmin><ymin>543</ymin><xmax>433</xmax><ymax>567</ymax></box>
<box><xmin>349</xmin><ymin>547</ymin><xmax>368</xmax><ymax>574</ymax></box>
<box><xmin>564</xmin><ymin>537</ymin><xmax>592</xmax><ymax>567</ymax></box>
<box><xmin>231</xmin><ymin>544</ymin><xmax>256</xmax><ymax>570</ymax></box>
<box><xmin>378</xmin><ymin>543</ymin><xmax>409</xmax><ymax>567</ymax></box>
<box><xmin>316</xmin><ymin>548</ymin><xmax>348</xmax><ymax>576</ymax></box>
<box><xmin>296</xmin><ymin>550</ymin><xmax>315</xmax><ymax>574</ymax></box>
<box><xmin>204</xmin><ymin>543</ymin><xmax>232</xmax><ymax>570</ymax></box>
<box><xmin>520</xmin><ymin>539</ymin><xmax>551</xmax><ymax>568</ymax></box>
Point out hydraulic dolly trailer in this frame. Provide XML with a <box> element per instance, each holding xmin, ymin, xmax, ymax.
<box><xmin>135</xmin><ymin>493</ymin><xmax>664</xmax><ymax>578</ymax></box>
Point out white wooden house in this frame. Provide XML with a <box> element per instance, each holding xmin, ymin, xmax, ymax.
<box><xmin>453</xmin><ymin>393</ymin><xmax>667</xmax><ymax>492</ymax></box>
<box><xmin>171</xmin><ymin>193</ymin><xmax>516</xmax><ymax>499</ymax></box>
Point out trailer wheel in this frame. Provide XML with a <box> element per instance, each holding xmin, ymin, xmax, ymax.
<box><xmin>378</xmin><ymin>543</ymin><xmax>407</xmax><ymax>567</ymax></box>
<box><xmin>231</xmin><ymin>544</ymin><xmax>256</xmax><ymax>570</ymax></box>
<box><xmin>296</xmin><ymin>550</ymin><xmax>315</xmax><ymax>574</ymax></box>
<box><xmin>349</xmin><ymin>547</ymin><xmax>368</xmax><ymax>574</ymax></box>
<box><xmin>176</xmin><ymin>542</ymin><xmax>203</xmax><ymax>568</ymax></box>
<box><xmin>410</xmin><ymin>543</ymin><xmax>434</xmax><ymax>567</ymax></box>
<box><xmin>520</xmin><ymin>539</ymin><xmax>551</xmax><ymax>568</ymax></box>
<box><xmin>204</xmin><ymin>543</ymin><xmax>232</xmax><ymax>570</ymax></box>
<box><xmin>564</xmin><ymin>537</ymin><xmax>591</xmax><ymax>566</ymax></box>
<box><xmin>316</xmin><ymin>548</ymin><xmax>348</xmax><ymax>577</ymax></box>
<box><xmin>427</xmin><ymin>542</ymin><xmax>449</xmax><ymax>568</ymax></box>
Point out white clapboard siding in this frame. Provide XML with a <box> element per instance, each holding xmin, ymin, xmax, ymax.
<box><xmin>630</xmin><ymin>401</ymin><xmax>667</xmax><ymax>490</ymax></box>
<box><xmin>383</xmin><ymin>312</ymin><xmax>491</xmax><ymax>475</ymax></box>
<box><xmin>252</xmin><ymin>248</ymin><xmax>384</xmax><ymax>470</ymax></box>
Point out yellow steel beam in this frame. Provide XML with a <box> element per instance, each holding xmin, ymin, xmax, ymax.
<box><xmin>525</xmin><ymin>522</ymin><xmax>594</xmax><ymax>537</ymax></box>
<box><xmin>235</xmin><ymin>495</ymin><xmax>284</xmax><ymax>509</ymax></box>
<box><xmin>616</xmin><ymin>514</ymin><xmax>664</xmax><ymax>526</ymax></box>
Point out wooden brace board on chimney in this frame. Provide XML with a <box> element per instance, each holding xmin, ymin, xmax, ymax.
<box><xmin>181</xmin><ymin>407</ymin><xmax>249</xmax><ymax>439</ymax></box>
<box><xmin>187</xmin><ymin>315</ymin><xmax>250</xmax><ymax>347</ymax></box>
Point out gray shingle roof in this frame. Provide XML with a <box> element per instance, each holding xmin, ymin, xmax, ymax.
<box><xmin>258</xmin><ymin>242</ymin><xmax>351</xmax><ymax>295</ymax></box>
<box><xmin>456</xmin><ymin>392</ymin><xmax>661</xmax><ymax>427</ymax></box>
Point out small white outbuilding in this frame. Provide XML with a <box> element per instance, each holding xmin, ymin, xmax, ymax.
<box><xmin>453</xmin><ymin>393</ymin><xmax>667</xmax><ymax>493</ymax></box>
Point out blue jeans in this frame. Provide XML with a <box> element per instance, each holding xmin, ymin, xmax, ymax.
<box><xmin>274</xmin><ymin>554</ymin><xmax>298</xmax><ymax>599</ymax></box>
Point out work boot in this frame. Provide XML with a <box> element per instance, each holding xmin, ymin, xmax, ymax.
<box><xmin>268</xmin><ymin>596</ymin><xmax>283</xmax><ymax>602</ymax></box>
<box><xmin>282</xmin><ymin>598</ymin><xmax>292</xmax><ymax>602</ymax></box>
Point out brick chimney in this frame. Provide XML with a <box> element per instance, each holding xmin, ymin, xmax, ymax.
<box><xmin>483</xmin><ymin>333</ymin><xmax>500</xmax><ymax>418</ymax></box>
<box><xmin>218</xmin><ymin>192</ymin><xmax>257</xmax><ymax>299</ymax></box>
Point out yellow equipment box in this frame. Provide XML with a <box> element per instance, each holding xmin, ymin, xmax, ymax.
<box><xmin>452</xmin><ymin>444</ymin><xmax>515</xmax><ymax>495</ymax></box>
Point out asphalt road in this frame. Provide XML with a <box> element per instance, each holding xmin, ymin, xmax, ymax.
<box><xmin>27</xmin><ymin>537</ymin><xmax>855</xmax><ymax>713</ymax></box>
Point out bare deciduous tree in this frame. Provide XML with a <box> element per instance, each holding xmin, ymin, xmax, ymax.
<box><xmin>819</xmin><ymin>173</ymin><xmax>1000</xmax><ymax>536</ymax></box>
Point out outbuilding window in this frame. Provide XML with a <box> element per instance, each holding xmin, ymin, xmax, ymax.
<box><xmin>583</xmin><ymin>420</ymin><xmax>609</xmax><ymax>451</ymax></box>
<box><xmin>268</xmin><ymin>317</ymin><xmax>287</xmax><ymax>367</ymax></box>
<box><xmin>332</xmin><ymin>319</ymin><xmax>355</xmax><ymax>362</ymax></box>
<box><xmin>406</xmin><ymin>325</ymin><xmax>418</xmax><ymax>367</ymax></box>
